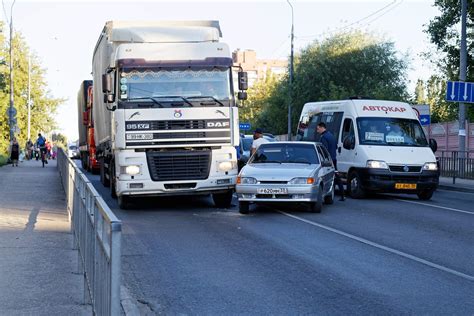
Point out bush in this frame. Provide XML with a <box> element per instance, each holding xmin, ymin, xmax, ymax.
<box><xmin>0</xmin><ymin>153</ymin><xmax>8</xmax><ymax>167</ymax></box>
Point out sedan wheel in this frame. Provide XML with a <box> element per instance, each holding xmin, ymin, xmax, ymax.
<box><xmin>239</xmin><ymin>201</ymin><xmax>250</xmax><ymax>214</ymax></box>
<box><xmin>309</xmin><ymin>185</ymin><xmax>323</xmax><ymax>213</ymax></box>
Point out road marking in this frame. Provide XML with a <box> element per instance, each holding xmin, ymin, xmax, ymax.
<box><xmin>393</xmin><ymin>198</ymin><xmax>474</xmax><ymax>215</ymax></box>
<box><xmin>279</xmin><ymin>211</ymin><xmax>474</xmax><ymax>282</ymax></box>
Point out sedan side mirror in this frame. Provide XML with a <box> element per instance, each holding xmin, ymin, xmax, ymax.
<box><xmin>343</xmin><ymin>135</ymin><xmax>355</xmax><ymax>150</ymax></box>
<box><xmin>321</xmin><ymin>160</ymin><xmax>333</xmax><ymax>168</ymax></box>
<box><xmin>429</xmin><ymin>138</ymin><xmax>438</xmax><ymax>153</ymax></box>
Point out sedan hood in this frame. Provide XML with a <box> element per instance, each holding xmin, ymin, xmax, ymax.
<box><xmin>240</xmin><ymin>163</ymin><xmax>318</xmax><ymax>181</ymax></box>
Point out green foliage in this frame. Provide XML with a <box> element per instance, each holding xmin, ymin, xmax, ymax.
<box><xmin>253</xmin><ymin>31</ymin><xmax>409</xmax><ymax>134</ymax></box>
<box><xmin>51</xmin><ymin>132</ymin><xmax>68</xmax><ymax>149</ymax></box>
<box><xmin>0</xmin><ymin>22</ymin><xmax>64</xmax><ymax>154</ymax></box>
<box><xmin>0</xmin><ymin>153</ymin><xmax>7</xmax><ymax>167</ymax></box>
<box><xmin>424</xmin><ymin>0</ymin><xmax>474</xmax><ymax>122</ymax></box>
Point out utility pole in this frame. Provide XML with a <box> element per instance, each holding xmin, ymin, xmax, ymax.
<box><xmin>287</xmin><ymin>0</ymin><xmax>294</xmax><ymax>141</ymax></box>
<box><xmin>8</xmin><ymin>0</ymin><xmax>16</xmax><ymax>142</ymax></box>
<box><xmin>458</xmin><ymin>0</ymin><xmax>467</xmax><ymax>153</ymax></box>
<box><xmin>27</xmin><ymin>54</ymin><xmax>31</xmax><ymax>141</ymax></box>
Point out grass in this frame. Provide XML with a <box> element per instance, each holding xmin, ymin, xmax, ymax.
<box><xmin>0</xmin><ymin>153</ymin><xmax>8</xmax><ymax>167</ymax></box>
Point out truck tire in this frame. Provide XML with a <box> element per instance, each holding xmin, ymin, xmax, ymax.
<box><xmin>100</xmin><ymin>158</ymin><xmax>110</xmax><ymax>187</ymax></box>
<box><xmin>118</xmin><ymin>195</ymin><xmax>132</xmax><ymax>209</ymax></box>
<box><xmin>308</xmin><ymin>185</ymin><xmax>323</xmax><ymax>213</ymax></box>
<box><xmin>348</xmin><ymin>171</ymin><xmax>365</xmax><ymax>199</ymax></box>
<box><xmin>110</xmin><ymin>161</ymin><xmax>117</xmax><ymax>199</ymax></box>
<box><xmin>239</xmin><ymin>201</ymin><xmax>250</xmax><ymax>214</ymax></box>
<box><xmin>213</xmin><ymin>190</ymin><xmax>233</xmax><ymax>208</ymax></box>
<box><xmin>417</xmin><ymin>189</ymin><xmax>434</xmax><ymax>201</ymax></box>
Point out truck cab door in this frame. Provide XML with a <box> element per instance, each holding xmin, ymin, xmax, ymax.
<box><xmin>337</xmin><ymin>117</ymin><xmax>357</xmax><ymax>174</ymax></box>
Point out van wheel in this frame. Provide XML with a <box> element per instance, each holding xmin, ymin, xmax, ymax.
<box><xmin>417</xmin><ymin>189</ymin><xmax>434</xmax><ymax>200</ymax></box>
<box><xmin>324</xmin><ymin>184</ymin><xmax>334</xmax><ymax>205</ymax></box>
<box><xmin>213</xmin><ymin>190</ymin><xmax>233</xmax><ymax>208</ymax></box>
<box><xmin>348</xmin><ymin>171</ymin><xmax>365</xmax><ymax>199</ymax></box>
<box><xmin>118</xmin><ymin>195</ymin><xmax>132</xmax><ymax>209</ymax></box>
<box><xmin>239</xmin><ymin>201</ymin><xmax>250</xmax><ymax>214</ymax></box>
<box><xmin>309</xmin><ymin>185</ymin><xmax>323</xmax><ymax>213</ymax></box>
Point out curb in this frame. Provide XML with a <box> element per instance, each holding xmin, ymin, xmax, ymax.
<box><xmin>438</xmin><ymin>184</ymin><xmax>474</xmax><ymax>194</ymax></box>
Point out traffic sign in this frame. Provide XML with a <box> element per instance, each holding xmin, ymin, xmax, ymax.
<box><xmin>446</xmin><ymin>81</ymin><xmax>474</xmax><ymax>103</ymax></box>
<box><xmin>239</xmin><ymin>122</ymin><xmax>251</xmax><ymax>131</ymax></box>
<box><xmin>412</xmin><ymin>104</ymin><xmax>430</xmax><ymax>126</ymax></box>
<box><xmin>419</xmin><ymin>115</ymin><xmax>430</xmax><ymax>126</ymax></box>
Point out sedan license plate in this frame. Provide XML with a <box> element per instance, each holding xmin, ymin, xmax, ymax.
<box><xmin>395</xmin><ymin>183</ymin><xmax>417</xmax><ymax>190</ymax></box>
<box><xmin>257</xmin><ymin>188</ymin><xmax>288</xmax><ymax>195</ymax></box>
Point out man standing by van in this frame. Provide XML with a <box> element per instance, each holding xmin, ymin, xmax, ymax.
<box><xmin>317</xmin><ymin>122</ymin><xmax>345</xmax><ymax>201</ymax></box>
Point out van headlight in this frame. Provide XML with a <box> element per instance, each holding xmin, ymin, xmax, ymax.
<box><xmin>121</xmin><ymin>165</ymin><xmax>140</xmax><ymax>175</ymax></box>
<box><xmin>423</xmin><ymin>162</ymin><xmax>438</xmax><ymax>171</ymax></box>
<box><xmin>218</xmin><ymin>161</ymin><xmax>234</xmax><ymax>172</ymax></box>
<box><xmin>366</xmin><ymin>160</ymin><xmax>389</xmax><ymax>169</ymax></box>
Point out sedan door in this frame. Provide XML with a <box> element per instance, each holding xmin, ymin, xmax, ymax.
<box><xmin>316</xmin><ymin>145</ymin><xmax>335</xmax><ymax>195</ymax></box>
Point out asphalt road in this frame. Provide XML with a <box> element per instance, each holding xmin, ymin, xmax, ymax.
<box><xmin>77</xmin><ymin>162</ymin><xmax>474</xmax><ymax>315</ymax></box>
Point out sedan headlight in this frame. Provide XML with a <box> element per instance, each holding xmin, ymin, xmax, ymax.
<box><xmin>289</xmin><ymin>177</ymin><xmax>315</xmax><ymax>184</ymax></box>
<box><xmin>237</xmin><ymin>177</ymin><xmax>257</xmax><ymax>184</ymax></box>
<box><xmin>218</xmin><ymin>161</ymin><xmax>234</xmax><ymax>172</ymax></box>
<box><xmin>121</xmin><ymin>165</ymin><xmax>140</xmax><ymax>176</ymax></box>
<box><xmin>423</xmin><ymin>162</ymin><xmax>438</xmax><ymax>171</ymax></box>
<box><xmin>366</xmin><ymin>160</ymin><xmax>389</xmax><ymax>169</ymax></box>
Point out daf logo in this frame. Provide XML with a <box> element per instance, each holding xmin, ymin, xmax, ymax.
<box><xmin>128</xmin><ymin>111</ymin><xmax>140</xmax><ymax>120</ymax></box>
<box><xmin>403</xmin><ymin>165</ymin><xmax>409</xmax><ymax>172</ymax></box>
<box><xmin>207</xmin><ymin>121</ymin><xmax>230</xmax><ymax>128</ymax></box>
<box><xmin>174</xmin><ymin>110</ymin><xmax>183</xmax><ymax>118</ymax></box>
<box><xmin>215</xmin><ymin>110</ymin><xmax>227</xmax><ymax>117</ymax></box>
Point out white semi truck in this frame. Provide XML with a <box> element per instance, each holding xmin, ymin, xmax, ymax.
<box><xmin>92</xmin><ymin>21</ymin><xmax>247</xmax><ymax>209</ymax></box>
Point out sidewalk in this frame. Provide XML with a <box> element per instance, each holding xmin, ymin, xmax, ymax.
<box><xmin>0</xmin><ymin>159</ymin><xmax>90</xmax><ymax>314</ymax></box>
<box><xmin>439</xmin><ymin>176</ymin><xmax>474</xmax><ymax>193</ymax></box>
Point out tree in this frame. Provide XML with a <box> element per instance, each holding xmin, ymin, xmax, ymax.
<box><xmin>0</xmin><ymin>23</ymin><xmax>63</xmax><ymax>155</ymax></box>
<box><xmin>425</xmin><ymin>0</ymin><xmax>474</xmax><ymax>121</ymax></box>
<box><xmin>255</xmin><ymin>31</ymin><xmax>409</xmax><ymax>134</ymax></box>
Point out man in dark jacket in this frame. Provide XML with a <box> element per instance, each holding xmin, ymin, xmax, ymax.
<box><xmin>317</xmin><ymin>122</ymin><xmax>345</xmax><ymax>201</ymax></box>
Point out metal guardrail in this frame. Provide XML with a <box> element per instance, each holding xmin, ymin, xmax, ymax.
<box><xmin>437</xmin><ymin>150</ymin><xmax>474</xmax><ymax>183</ymax></box>
<box><xmin>57</xmin><ymin>148</ymin><xmax>122</xmax><ymax>315</ymax></box>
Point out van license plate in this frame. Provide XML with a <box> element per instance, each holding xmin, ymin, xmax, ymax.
<box><xmin>395</xmin><ymin>183</ymin><xmax>417</xmax><ymax>189</ymax></box>
<box><xmin>257</xmin><ymin>188</ymin><xmax>288</xmax><ymax>194</ymax></box>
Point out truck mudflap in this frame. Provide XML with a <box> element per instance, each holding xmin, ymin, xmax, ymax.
<box><xmin>356</xmin><ymin>168</ymin><xmax>439</xmax><ymax>193</ymax></box>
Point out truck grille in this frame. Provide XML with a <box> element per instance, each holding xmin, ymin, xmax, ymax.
<box><xmin>146</xmin><ymin>150</ymin><xmax>211</xmax><ymax>181</ymax></box>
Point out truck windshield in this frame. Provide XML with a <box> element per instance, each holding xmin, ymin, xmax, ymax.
<box><xmin>119</xmin><ymin>68</ymin><xmax>232</xmax><ymax>107</ymax></box>
<box><xmin>356</xmin><ymin>117</ymin><xmax>428</xmax><ymax>147</ymax></box>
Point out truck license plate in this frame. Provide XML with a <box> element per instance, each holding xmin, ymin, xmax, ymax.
<box><xmin>257</xmin><ymin>188</ymin><xmax>288</xmax><ymax>194</ymax></box>
<box><xmin>395</xmin><ymin>183</ymin><xmax>417</xmax><ymax>189</ymax></box>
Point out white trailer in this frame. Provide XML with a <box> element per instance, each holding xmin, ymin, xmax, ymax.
<box><xmin>92</xmin><ymin>21</ymin><xmax>247</xmax><ymax>209</ymax></box>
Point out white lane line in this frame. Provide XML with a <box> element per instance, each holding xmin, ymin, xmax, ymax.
<box><xmin>393</xmin><ymin>198</ymin><xmax>474</xmax><ymax>215</ymax></box>
<box><xmin>279</xmin><ymin>211</ymin><xmax>474</xmax><ymax>282</ymax></box>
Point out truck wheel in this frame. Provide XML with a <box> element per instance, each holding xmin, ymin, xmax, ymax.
<box><xmin>99</xmin><ymin>157</ymin><xmax>106</xmax><ymax>185</ymax></box>
<box><xmin>348</xmin><ymin>171</ymin><xmax>365</xmax><ymax>199</ymax></box>
<box><xmin>324</xmin><ymin>184</ymin><xmax>335</xmax><ymax>205</ymax></box>
<box><xmin>110</xmin><ymin>161</ymin><xmax>117</xmax><ymax>199</ymax></box>
<box><xmin>417</xmin><ymin>189</ymin><xmax>434</xmax><ymax>201</ymax></box>
<box><xmin>239</xmin><ymin>201</ymin><xmax>250</xmax><ymax>214</ymax></box>
<box><xmin>309</xmin><ymin>185</ymin><xmax>323</xmax><ymax>213</ymax></box>
<box><xmin>212</xmin><ymin>190</ymin><xmax>233</xmax><ymax>208</ymax></box>
<box><xmin>118</xmin><ymin>195</ymin><xmax>132</xmax><ymax>209</ymax></box>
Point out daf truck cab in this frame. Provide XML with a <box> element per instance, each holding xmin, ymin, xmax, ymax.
<box><xmin>296</xmin><ymin>99</ymin><xmax>439</xmax><ymax>200</ymax></box>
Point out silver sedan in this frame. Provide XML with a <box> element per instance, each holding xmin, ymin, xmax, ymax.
<box><xmin>236</xmin><ymin>141</ymin><xmax>335</xmax><ymax>214</ymax></box>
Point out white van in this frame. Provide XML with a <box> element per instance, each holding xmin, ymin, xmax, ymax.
<box><xmin>296</xmin><ymin>99</ymin><xmax>439</xmax><ymax>200</ymax></box>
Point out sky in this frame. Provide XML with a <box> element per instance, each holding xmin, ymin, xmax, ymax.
<box><xmin>3</xmin><ymin>0</ymin><xmax>440</xmax><ymax>140</ymax></box>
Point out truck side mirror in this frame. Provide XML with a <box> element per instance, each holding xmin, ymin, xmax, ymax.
<box><xmin>237</xmin><ymin>91</ymin><xmax>247</xmax><ymax>100</ymax></box>
<box><xmin>238</xmin><ymin>72</ymin><xmax>248</xmax><ymax>91</ymax></box>
<box><xmin>429</xmin><ymin>138</ymin><xmax>438</xmax><ymax>153</ymax></box>
<box><xmin>102</xmin><ymin>73</ymin><xmax>113</xmax><ymax>93</ymax></box>
<box><xmin>343</xmin><ymin>135</ymin><xmax>355</xmax><ymax>150</ymax></box>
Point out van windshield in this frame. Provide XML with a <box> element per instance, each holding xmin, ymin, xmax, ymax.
<box><xmin>357</xmin><ymin>117</ymin><xmax>428</xmax><ymax>147</ymax></box>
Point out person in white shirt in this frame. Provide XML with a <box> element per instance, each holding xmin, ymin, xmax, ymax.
<box><xmin>251</xmin><ymin>128</ymin><xmax>269</xmax><ymax>155</ymax></box>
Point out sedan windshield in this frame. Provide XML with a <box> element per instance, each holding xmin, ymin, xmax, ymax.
<box><xmin>357</xmin><ymin>117</ymin><xmax>428</xmax><ymax>147</ymax></box>
<box><xmin>119</xmin><ymin>68</ymin><xmax>232</xmax><ymax>107</ymax></box>
<box><xmin>250</xmin><ymin>143</ymin><xmax>319</xmax><ymax>164</ymax></box>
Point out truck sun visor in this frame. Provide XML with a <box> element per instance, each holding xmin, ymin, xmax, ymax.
<box><xmin>118</xmin><ymin>57</ymin><xmax>233</xmax><ymax>68</ymax></box>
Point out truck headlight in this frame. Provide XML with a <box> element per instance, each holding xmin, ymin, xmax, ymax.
<box><xmin>237</xmin><ymin>177</ymin><xmax>257</xmax><ymax>184</ymax></box>
<box><xmin>218</xmin><ymin>161</ymin><xmax>234</xmax><ymax>172</ymax></box>
<box><xmin>121</xmin><ymin>165</ymin><xmax>140</xmax><ymax>175</ymax></box>
<box><xmin>423</xmin><ymin>162</ymin><xmax>438</xmax><ymax>171</ymax></box>
<box><xmin>289</xmin><ymin>177</ymin><xmax>315</xmax><ymax>184</ymax></box>
<box><xmin>366</xmin><ymin>160</ymin><xmax>389</xmax><ymax>169</ymax></box>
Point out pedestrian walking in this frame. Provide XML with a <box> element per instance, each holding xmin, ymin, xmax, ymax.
<box><xmin>9</xmin><ymin>137</ymin><xmax>20</xmax><ymax>167</ymax></box>
<box><xmin>317</xmin><ymin>122</ymin><xmax>345</xmax><ymax>201</ymax></box>
<box><xmin>25</xmin><ymin>139</ymin><xmax>34</xmax><ymax>160</ymax></box>
<box><xmin>250</xmin><ymin>128</ymin><xmax>269</xmax><ymax>156</ymax></box>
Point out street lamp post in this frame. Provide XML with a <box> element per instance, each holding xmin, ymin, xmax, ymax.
<box><xmin>8</xmin><ymin>0</ymin><xmax>17</xmax><ymax>142</ymax></box>
<box><xmin>287</xmin><ymin>0</ymin><xmax>294</xmax><ymax>141</ymax></box>
<box><xmin>458</xmin><ymin>0</ymin><xmax>467</xmax><ymax>154</ymax></box>
<box><xmin>27</xmin><ymin>54</ymin><xmax>31</xmax><ymax>141</ymax></box>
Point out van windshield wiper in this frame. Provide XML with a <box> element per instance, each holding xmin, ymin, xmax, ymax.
<box><xmin>186</xmin><ymin>96</ymin><xmax>224</xmax><ymax>106</ymax></box>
